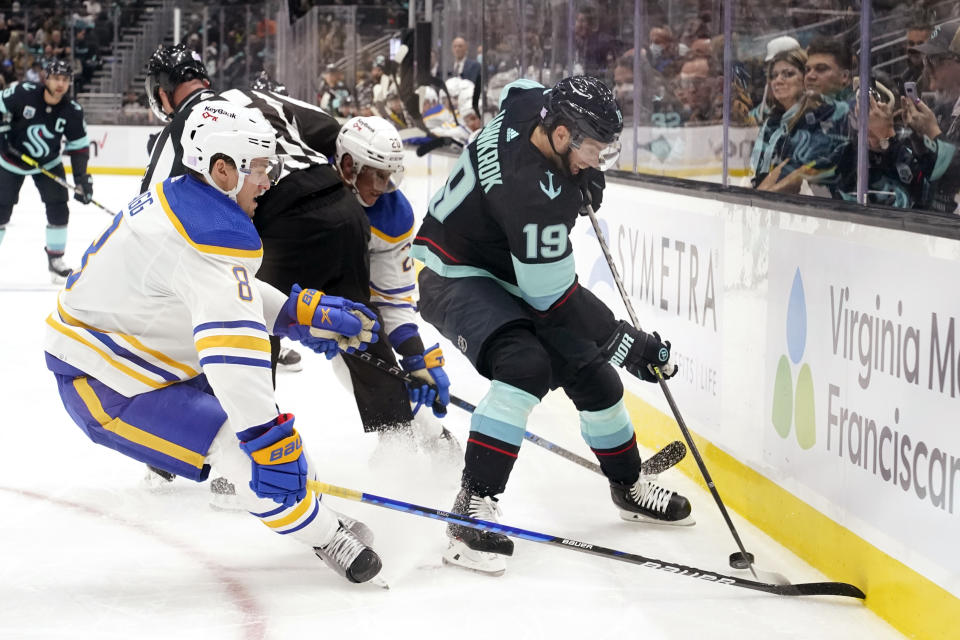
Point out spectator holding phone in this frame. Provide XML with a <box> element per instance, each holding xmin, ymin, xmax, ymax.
<box><xmin>903</xmin><ymin>23</ymin><xmax>960</xmax><ymax>213</ymax></box>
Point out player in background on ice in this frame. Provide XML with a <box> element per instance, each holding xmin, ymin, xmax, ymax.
<box><xmin>334</xmin><ymin>115</ymin><xmax>457</xmax><ymax>455</ymax></box>
<box><xmin>43</xmin><ymin>103</ymin><xmax>384</xmax><ymax>584</ymax></box>
<box><xmin>142</xmin><ymin>46</ymin><xmax>451</xmax><ymax>449</ymax></box>
<box><xmin>0</xmin><ymin>58</ymin><xmax>92</xmax><ymax>282</ymax></box>
<box><xmin>411</xmin><ymin>76</ymin><xmax>694</xmax><ymax>575</ymax></box>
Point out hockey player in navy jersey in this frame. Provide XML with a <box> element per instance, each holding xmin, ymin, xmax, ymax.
<box><xmin>0</xmin><ymin>59</ymin><xmax>92</xmax><ymax>281</ymax></box>
<box><xmin>44</xmin><ymin>103</ymin><xmax>384</xmax><ymax>584</ymax></box>
<box><xmin>411</xmin><ymin>76</ymin><xmax>694</xmax><ymax>575</ymax></box>
<box><xmin>334</xmin><ymin>115</ymin><xmax>457</xmax><ymax>454</ymax></box>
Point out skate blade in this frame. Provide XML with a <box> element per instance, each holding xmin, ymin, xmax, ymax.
<box><xmin>208</xmin><ymin>495</ymin><xmax>246</xmax><ymax>512</ymax></box>
<box><xmin>278</xmin><ymin>362</ymin><xmax>303</xmax><ymax>373</ymax></box>
<box><xmin>619</xmin><ymin>509</ymin><xmax>696</xmax><ymax>527</ymax></box>
<box><xmin>368</xmin><ymin>576</ymin><xmax>390</xmax><ymax>590</ymax></box>
<box><xmin>442</xmin><ymin>541</ymin><xmax>507</xmax><ymax>576</ymax></box>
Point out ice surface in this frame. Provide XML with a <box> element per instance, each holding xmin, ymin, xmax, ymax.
<box><xmin>0</xmin><ymin>176</ymin><xmax>904</xmax><ymax>639</ymax></box>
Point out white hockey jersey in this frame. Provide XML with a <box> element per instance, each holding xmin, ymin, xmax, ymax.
<box><xmin>365</xmin><ymin>189</ymin><xmax>418</xmax><ymax>340</ymax></box>
<box><xmin>44</xmin><ymin>175</ymin><xmax>289</xmax><ymax>433</ymax></box>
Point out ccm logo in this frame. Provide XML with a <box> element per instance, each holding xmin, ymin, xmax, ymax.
<box><xmin>609</xmin><ymin>333</ymin><xmax>634</xmax><ymax>367</ymax></box>
<box><xmin>269</xmin><ymin>435</ymin><xmax>301</xmax><ymax>462</ymax></box>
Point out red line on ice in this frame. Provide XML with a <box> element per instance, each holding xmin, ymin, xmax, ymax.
<box><xmin>0</xmin><ymin>486</ymin><xmax>267</xmax><ymax>640</ymax></box>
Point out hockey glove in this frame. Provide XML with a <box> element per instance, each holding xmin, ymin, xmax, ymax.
<box><xmin>579</xmin><ymin>168</ymin><xmax>605</xmax><ymax>213</ymax></box>
<box><xmin>237</xmin><ymin>413</ymin><xmax>307</xmax><ymax>508</ymax></box>
<box><xmin>73</xmin><ymin>174</ymin><xmax>93</xmax><ymax>204</ymax></box>
<box><xmin>600</xmin><ymin>320</ymin><xmax>677</xmax><ymax>383</ymax></box>
<box><xmin>400</xmin><ymin>344</ymin><xmax>451</xmax><ymax>417</ymax></box>
<box><xmin>275</xmin><ymin>284</ymin><xmax>380</xmax><ymax>358</ymax></box>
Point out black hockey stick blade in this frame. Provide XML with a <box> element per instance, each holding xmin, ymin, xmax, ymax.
<box><xmin>641</xmin><ymin>439</ymin><xmax>686</xmax><ymax>475</ymax></box>
<box><xmin>307</xmin><ymin>479</ymin><xmax>866</xmax><ymax>600</ymax></box>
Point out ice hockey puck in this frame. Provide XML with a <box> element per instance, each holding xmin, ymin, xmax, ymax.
<box><xmin>729</xmin><ymin>551</ymin><xmax>755</xmax><ymax>569</ymax></box>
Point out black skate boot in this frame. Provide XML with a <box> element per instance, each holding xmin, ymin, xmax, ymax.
<box><xmin>277</xmin><ymin>346</ymin><xmax>303</xmax><ymax>372</ymax></box>
<box><xmin>314</xmin><ymin>520</ymin><xmax>383</xmax><ymax>584</ymax></box>
<box><xmin>610</xmin><ymin>477</ymin><xmax>695</xmax><ymax>526</ymax></box>
<box><xmin>443</xmin><ymin>487</ymin><xmax>513</xmax><ymax>576</ymax></box>
<box><xmin>46</xmin><ymin>249</ymin><xmax>72</xmax><ymax>284</ymax></box>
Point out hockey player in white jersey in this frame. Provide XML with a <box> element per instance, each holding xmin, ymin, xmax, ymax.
<box><xmin>334</xmin><ymin>116</ymin><xmax>456</xmax><ymax>454</ymax></box>
<box><xmin>44</xmin><ymin>103</ymin><xmax>384</xmax><ymax>584</ymax></box>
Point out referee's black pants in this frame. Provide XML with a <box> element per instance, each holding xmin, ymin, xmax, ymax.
<box><xmin>254</xmin><ymin>165</ymin><xmax>413</xmax><ymax>432</ymax></box>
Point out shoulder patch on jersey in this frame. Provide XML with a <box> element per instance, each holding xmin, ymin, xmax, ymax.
<box><xmin>158</xmin><ymin>177</ymin><xmax>262</xmax><ymax>257</ymax></box>
<box><xmin>23</xmin><ymin>105</ymin><xmax>35</xmax><ymax>119</ymax></box>
<box><xmin>366</xmin><ymin>190</ymin><xmax>414</xmax><ymax>241</ymax></box>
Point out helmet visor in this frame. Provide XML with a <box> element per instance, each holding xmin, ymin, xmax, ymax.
<box><xmin>242</xmin><ymin>157</ymin><xmax>284</xmax><ymax>187</ymax></box>
<box><xmin>572</xmin><ymin>136</ymin><xmax>622</xmax><ymax>172</ymax></box>
<box><xmin>359</xmin><ymin>164</ymin><xmax>404</xmax><ymax>191</ymax></box>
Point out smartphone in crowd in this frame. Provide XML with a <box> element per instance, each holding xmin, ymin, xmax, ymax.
<box><xmin>904</xmin><ymin>81</ymin><xmax>919</xmax><ymax>104</ymax></box>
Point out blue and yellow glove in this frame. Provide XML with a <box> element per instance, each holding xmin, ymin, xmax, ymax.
<box><xmin>274</xmin><ymin>284</ymin><xmax>380</xmax><ymax>359</ymax></box>
<box><xmin>237</xmin><ymin>413</ymin><xmax>307</xmax><ymax>508</ymax></box>
<box><xmin>399</xmin><ymin>344</ymin><xmax>451</xmax><ymax>417</ymax></box>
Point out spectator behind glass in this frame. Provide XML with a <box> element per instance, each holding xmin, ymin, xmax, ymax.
<box><xmin>751</xmin><ymin>48</ymin><xmax>807</xmax><ymax>189</ymax></box>
<box><xmin>805</xmin><ymin>38</ymin><xmax>854</xmax><ymax>102</ymax></box>
<box><xmin>673</xmin><ymin>53</ymin><xmax>721</xmax><ymax>125</ymax></box>
<box><xmin>900</xmin><ymin>21</ymin><xmax>933</xmax><ymax>94</ymax></box>
<box><xmin>902</xmin><ymin>22</ymin><xmax>960</xmax><ymax>213</ymax></box>
<box><xmin>449</xmin><ymin>36</ymin><xmax>481</xmax><ymax>89</ymax></box>
<box><xmin>572</xmin><ymin>5</ymin><xmax>618</xmax><ymax>79</ymax></box>
<box><xmin>647</xmin><ymin>25</ymin><xmax>680</xmax><ymax>76</ymax></box>
<box><xmin>751</xmin><ymin>44</ymin><xmax>852</xmax><ymax>195</ymax></box>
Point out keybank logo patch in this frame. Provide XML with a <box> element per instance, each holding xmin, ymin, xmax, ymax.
<box><xmin>772</xmin><ymin>268</ymin><xmax>816</xmax><ymax>449</ymax></box>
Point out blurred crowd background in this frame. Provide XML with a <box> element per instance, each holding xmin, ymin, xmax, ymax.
<box><xmin>4</xmin><ymin>1</ymin><xmax>959</xmax><ymax>215</ymax></box>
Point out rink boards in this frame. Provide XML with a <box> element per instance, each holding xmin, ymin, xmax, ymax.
<box><xmin>77</xmin><ymin>125</ymin><xmax>959</xmax><ymax>640</ymax></box>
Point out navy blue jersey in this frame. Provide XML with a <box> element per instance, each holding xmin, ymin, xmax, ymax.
<box><xmin>0</xmin><ymin>81</ymin><xmax>89</xmax><ymax>175</ymax></box>
<box><xmin>412</xmin><ymin>80</ymin><xmax>616</xmax><ymax>337</ymax></box>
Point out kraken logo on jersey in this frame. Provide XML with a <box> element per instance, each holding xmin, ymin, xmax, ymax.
<box><xmin>23</xmin><ymin>124</ymin><xmax>55</xmax><ymax>159</ymax></box>
<box><xmin>475</xmin><ymin>110</ymin><xmax>506</xmax><ymax>193</ymax></box>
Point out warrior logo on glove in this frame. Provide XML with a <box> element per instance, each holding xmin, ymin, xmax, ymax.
<box><xmin>601</xmin><ymin>320</ymin><xmax>677</xmax><ymax>383</ymax></box>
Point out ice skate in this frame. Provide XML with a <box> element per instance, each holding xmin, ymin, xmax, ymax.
<box><xmin>142</xmin><ymin>464</ymin><xmax>176</xmax><ymax>490</ymax></box>
<box><xmin>610</xmin><ymin>477</ymin><xmax>695</xmax><ymax>526</ymax></box>
<box><xmin>208</xmin><ymin>476</ymin><xmax>243</xmax><ymax>511</ymax></box>
<box><xmin>411</xmin><ymin>411</ymin><xmax>463</xmax><ymax>462</ymax></box>
<box><xmin>443</xmin><ymin>487</ymin><xmax>512</xmax><ymax>576</ymax></box>
<box><xmin>277</xmin><ymin>346</ymin><xmax>303</xmax><ymax>372</ymax></box>
<box><xmin>314</xmin><ymin>519</ymin><xmax>383</xmax><ymax>584</ymax></box>
<box><xmin>46</xmin><ymin>250</ymin><xmax>72</xmax><ymax>284</ymax></box>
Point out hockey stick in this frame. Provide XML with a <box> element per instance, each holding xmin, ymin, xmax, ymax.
<box><xmin>344</xmin><ymin>350</ymin><xmax>686</xmax><ymax>476</ymax></box>
<box><xmin>306</xmin><ymin>478</ymin><xmax>865</xmax><ymax>599</ymax></box>
<box><xmin>583</xmin><ymin>202</ymin><xmax>761</xmax><ymax>578</ymax></box>
<box><xmin>18</xmin><ymin>153</ymin><xmax>117</xmax><ymax>216</ymax></box>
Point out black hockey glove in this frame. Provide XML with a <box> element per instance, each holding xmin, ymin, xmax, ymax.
<box><xmin>600</xmin><ymin>320</ymin><xmax>677</xmax><ymax>383</ymax></box>
<box><xmin>579</xmin><ymin>168</ymin><xmax>605</xmax><ymax>213</ymax></box>
<box><xmin>74</xmin><ymin>174</ymin><xmax>93</xmax><ymax>204</ymax></box>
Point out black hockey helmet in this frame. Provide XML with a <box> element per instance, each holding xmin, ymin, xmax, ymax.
<box><xmin>145</xmin><ymin>43</ymin><xmax>210</xmax><ymax>121</ymax></box>
<box><xmin>541</xmin><ymin>75</ymin><xmax>623</xmax><ymax>144</ymax></box>
<box><xmin>42</xmin><ymin>58</ymin><xmax>73</xmax><ymax>78</ymax></box>
<box><xmin>250</xmin><ymin>70</ymin><xmax>288</xmax><ymax>96</ymax></box>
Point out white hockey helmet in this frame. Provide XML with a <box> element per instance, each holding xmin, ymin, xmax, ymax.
<box><xmin>180</xmin><ymin>102</ymin><xmax>277</xmax><ymax>200</ymax></box>
<box><xmin>336</xmin><ymin>116</ymin><xmax>405</xmax><ymax>204</ymax></box>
